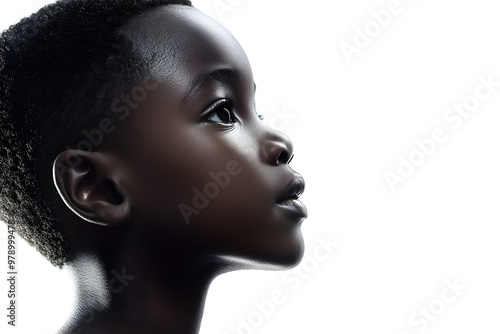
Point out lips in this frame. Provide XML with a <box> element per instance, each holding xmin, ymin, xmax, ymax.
<box><xmin>276</xmin><ymin>175</ymin><xmax>308</xmax><ymax>219</ymax></box>
<box><xmin>276</xmin><ymin>175</ymin><xmax>305</xmax><ymax>203</ymax></box>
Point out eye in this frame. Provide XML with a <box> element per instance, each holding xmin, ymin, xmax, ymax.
<box><xmin>207</xmin><ymin>107</ymin><xmax>233</xmax><ymax>124</ymax></box>
<box><xmin>203</xmin><ymin>99</ymin><xmax>236</xmax><ymax>125</ymax></box>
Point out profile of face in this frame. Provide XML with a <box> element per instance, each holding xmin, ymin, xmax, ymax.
<box><xmin>120</xmin><ymin>5</ymin><xmax>308</xmax><ymax>269</ymax></box>
<box><xmin>55</xmin><ymin>5</ymin><xmax>308</xmax><ymax>276</ymax></box>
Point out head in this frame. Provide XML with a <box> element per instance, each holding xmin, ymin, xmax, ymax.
<box><xmin>0</xmin><ymin>0</ymin><xmax>307</xmax><ymax>274</ymax></box>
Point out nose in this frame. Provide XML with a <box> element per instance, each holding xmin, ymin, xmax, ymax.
<box><xmin>262</xmin><ymin>130</ymin><xmax>294</xmax><ymax>166</ymax></box>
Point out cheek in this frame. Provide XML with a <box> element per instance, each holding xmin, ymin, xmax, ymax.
<box><xmin>188</xmin><ymin>162</ymin><xmax>297</xmax><ymax>247</ymax></box>
<box><xmin>126</xmin><ymin>130</ymin><xmax>247</xmax><ymax>224</ymax></box>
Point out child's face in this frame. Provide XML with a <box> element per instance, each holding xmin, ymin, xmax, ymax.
<box><xmin>111</xmin><ymin>5</ymin><xmax>307</xmax><ymax>269</ymax></box>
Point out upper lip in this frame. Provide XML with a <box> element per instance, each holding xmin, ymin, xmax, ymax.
<box><xmin>276</xmin><ymin>175</ymin><xmax>305</xmax><ymax>203</ymax></box>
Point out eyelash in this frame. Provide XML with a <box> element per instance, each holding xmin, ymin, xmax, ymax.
<box><xmin>203</xmin><ymin>99</ymin><xmax>265</xmax><ymax>124</ymax></box>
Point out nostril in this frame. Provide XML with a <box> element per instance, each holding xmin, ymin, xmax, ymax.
<box><xmin>277</xmin><ymin>151</ymin><xmax>292</xmax><ymax>165</ymax></box>
<box><xmin>262</xmin><ymin>134</ymin><xmax>294</xmax><ymax>166</ymax></box>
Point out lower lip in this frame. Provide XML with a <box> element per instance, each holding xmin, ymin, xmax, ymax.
<box><xmin>276</xmin><ymin>198</ymin><xmax>308</xmax><ymax>220</ymax></box>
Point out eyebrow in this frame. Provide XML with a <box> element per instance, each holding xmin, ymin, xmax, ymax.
<box><xmin>182</xmin><ymin>67</ymin><xmax>256</xmax><ymax>104</ymax></box>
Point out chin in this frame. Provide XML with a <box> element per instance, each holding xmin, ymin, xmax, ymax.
<box><xmin>210</xmin><ymin>228</ymin><xmax>305</xmax><ymax>272</ymax></box>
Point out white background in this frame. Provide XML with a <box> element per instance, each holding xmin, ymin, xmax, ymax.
<box><xmin>2</xmin><ymin>0</ymin><xmax>500</xmax><ymax>333</ymax></box>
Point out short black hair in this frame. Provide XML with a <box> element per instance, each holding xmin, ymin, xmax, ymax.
<box><xmin>0</xmin><ymin>0</ymin><xmax>192</xmax><ymax>267</ymax></box>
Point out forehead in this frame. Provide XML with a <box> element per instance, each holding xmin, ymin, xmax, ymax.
<box><xmin>119</xmin><ymin>5</ymin><xmax>253</xmax><ymax>91</ymax></box>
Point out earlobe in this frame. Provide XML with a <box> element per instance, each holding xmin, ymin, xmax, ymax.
<box><xmin>52</xmin><ymin>149</ymin><xmax>131</xmax><ymax>227</ymax></box>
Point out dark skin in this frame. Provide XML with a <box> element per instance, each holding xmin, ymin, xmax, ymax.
<box><xmin>48</xmin><ymin>5</ymin><xmax>307</xmax><ymax>334</ymax></box>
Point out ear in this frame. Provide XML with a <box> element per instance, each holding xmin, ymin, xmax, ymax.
<box><xmin>52</xmin><ymin>149</ymin><xmax>131</xmax><ymax>226</ymax></box>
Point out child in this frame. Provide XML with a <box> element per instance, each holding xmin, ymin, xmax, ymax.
<box><xmin>0</xmin><ymin>1</ymin><xmax>308</xmax><ymax>332</ymax></box>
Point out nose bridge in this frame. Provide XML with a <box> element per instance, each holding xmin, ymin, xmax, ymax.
<box><xmin>260</xmin><ymin>125</ymin><xmax>294</xmax><ymax>166</ymax></box>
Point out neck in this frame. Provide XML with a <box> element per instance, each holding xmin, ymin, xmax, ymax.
<box><xmin>58</xmin><ymin>245</ymin><xmax>220</xmax><ymax>334</ymax></box>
